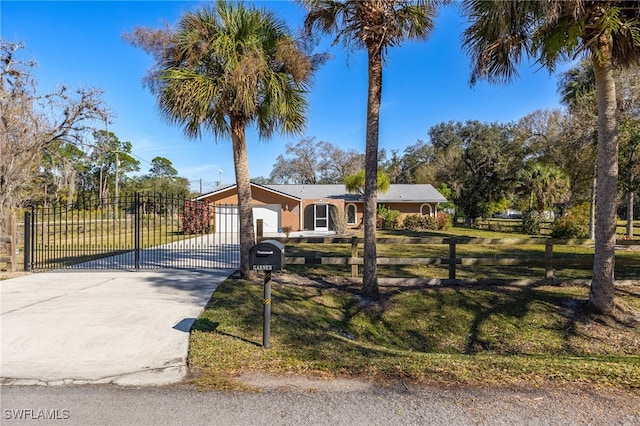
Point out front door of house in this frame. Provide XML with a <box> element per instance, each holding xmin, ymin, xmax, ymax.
<box><xmin>314</xmin><ymin>204</ymin><xmax>328</xmax><ymax>232</ymax></box>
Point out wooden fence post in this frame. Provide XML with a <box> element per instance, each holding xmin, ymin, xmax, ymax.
<box><xmin>545</xmin><ymin>242</ymin><xmax>554</xmax><ymax>282</ymax></box>
<box><xmin>448</xmin><ymin>240</ymin><xmax>456</xmax><ymax>280</ymax></box>
<box><xmin>351</xmin><ymin>236</ymin><xmax>358</xmax><ymax>278</ymax></box>
<box><xmin>1</xmin><ymin>214</ymin><xmax>17</xmax><ymax>272</ymax></box>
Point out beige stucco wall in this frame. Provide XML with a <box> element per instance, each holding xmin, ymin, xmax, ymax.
<box><xmin>300</xmin><ymin>199</ymin><xmax>344</xmax><ymax>231</ymax></box>
<box><xmin>199</xmin><ymin>187</ymin><xmax>439</xmax><ymax>232</ymax></box>
<box><xmin>381</xmin><ymin>202</ymin><xmax>438</xmax><ymax>219</ymax></box>
<box><xmin>200</xmin><ymin>186</ymin><xmax>302</xmax><ymax>231</ymax></box>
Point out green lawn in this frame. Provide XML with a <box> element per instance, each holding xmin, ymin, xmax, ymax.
<box><xmin>189</xmin><ymin>224</ymin><xmax>640</xmax><ymax>391</ymax></box>
<box><xmin>189</xmin><ymin>276</ymin><xmax>640</xmax><ymax>390</ymax></box>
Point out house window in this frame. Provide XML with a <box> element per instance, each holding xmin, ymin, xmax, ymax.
<box><xmin>420</xmin><ymin>204</ymin><xmax>433</xmax><ymax>217</ymax></box>
<box><xmin>346</xmin><ymin>204</ymin><xmax>357</xmax><ymax>225</ymax></box>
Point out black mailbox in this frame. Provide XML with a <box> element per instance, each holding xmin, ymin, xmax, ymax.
<box><xmin>249</xmin><ymin>240</ymin><xmax>285</xmax><ymax>271</ymax></box>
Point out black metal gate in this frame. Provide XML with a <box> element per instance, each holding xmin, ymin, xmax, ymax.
<box><xmin>24</xmin><ymin>193</ymin><xmax>239</xmax><ymax>271</ymax></box>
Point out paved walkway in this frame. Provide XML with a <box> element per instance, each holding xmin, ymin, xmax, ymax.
<box><xmin>63</xmin><ymin>233</ymin><xmax>240</xmax><ymax>270</ymax></box>
<box><xmin>0</xmin><ymin>269</ymin><xmax>231</xmax><ymax>386</ymax></box>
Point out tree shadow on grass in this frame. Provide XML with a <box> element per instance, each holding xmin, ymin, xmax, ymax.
<box><xmin>202</xmin><ymin>273</ymin><xmax>640</xmax><ymax>368</ymax></box>
<box><xmin>447</xmin><ymin>283</ymin><xmax>639</xmax><ymax>356</ymax></box>
<box><xmin>192</xmin><ymin>317</ymin><xmax>262</xmax><ymax>347</ymax></box>
<box><xmin>457</xmin><ymin>284</ymin><xmax>542</xmax><ymax>354</ymax></box>
<box><xmin>354</xmin><ymin>279</ymin><xmax>631</xmax><ymax>357</ymax></box>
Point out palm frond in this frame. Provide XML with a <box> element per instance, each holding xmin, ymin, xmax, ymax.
<box><xmin>462</xmin><ymin>0</ymin><xmax>640</xmax><ymax>84</ymax></box>
<box><xmin>461</xmin><ymin>0</ymin><xmax>540</xmax><ymax>85</ymax></box>
<box><xmin>152</xmin><ymin>1</ymin><xmax>313</xmax><ymax>142</ymax></box>
<box><xmin>302</xmin><ymin>0</ymin><xmax>440</xmax><ymax>54</ymax></box>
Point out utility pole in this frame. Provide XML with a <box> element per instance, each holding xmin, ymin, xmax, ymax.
<box><xmin>98</xmin><ymin>153</ymin><xmax>104</xmax><ymax>206</ymax></box>
<box><xmin>115</xmin><ymin>151</ymin><xmax>119</xmax><ymax>199</ymax></box>
<box><xmin>199</xmin><ymin>178</ymin><xmax>202</xmax><ymax>195</ymax></box>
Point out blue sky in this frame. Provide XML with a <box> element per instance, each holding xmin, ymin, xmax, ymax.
<box><xmin>2</xmin><ymin>1</ymin><xmax>572</xmax><ymax>193</ymax></box>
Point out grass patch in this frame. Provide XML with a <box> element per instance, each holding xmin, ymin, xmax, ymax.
<box><xmin>283</xmin><ymin>226</ymin><xmax>639</xmax><ymax>281</ymax></box>
<box><xmin>189</xmin><ymin>274</ymin><xmax>640</xmax><ymax>391</ymax></box>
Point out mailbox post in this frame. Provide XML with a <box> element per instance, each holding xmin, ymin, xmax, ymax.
<box><xmin>249</xmin><ymin>240</ymin><xmax>285</xmax><ymax>349</ymax></box>
<box><xmin>262</xmin><ymin>270</ymin><xmax>272</xmax><ymax>349</ymax></box>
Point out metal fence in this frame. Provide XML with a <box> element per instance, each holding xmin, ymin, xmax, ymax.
<box><xmin>24</xmin><ymin>193</ymin><xmax>239</xmax><ymax>271</ymax></box>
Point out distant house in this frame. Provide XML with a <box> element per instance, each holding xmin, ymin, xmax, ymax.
<box><xmin>195</xmin><ymin>183</ymin><xmax>447</xmax><ymax>236</ymax></box>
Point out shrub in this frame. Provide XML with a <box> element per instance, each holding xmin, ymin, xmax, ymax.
<box><xmin>436</xmin><ymin>212</ymin><xmax>452</xmax><ymax>230</ymax></box>
<box><xmin>281</xmin><ymin>226</ymin><xmax>293</xmax><ymax>238</ymax></box>
<box><xmin>182</xmin><ymin>201</ymin><xmax>213</xmax><ymax>234</ymax></box>
<box><xmin>521</xmin><ymin>209</ymin><xmax>543</xmax><ymax>235</ymax></box>
<box><xmin>402</xmin><ymin>212</ymin><xmax>451</xmax><ymax>231</ymax></box>
<box><xmin>551</xmin><ymin>203</ymin><xmax>590</xmax><ymax>239</ymax></box>
<box><xmin>402</xmin><ymin>214</ymin><xmax>427</xmax><ymax>230</ymax></box>
<box><xmin>377</xmin><ymin>205</ymin><xmax>401</xmax><ymax>229</ymax></box>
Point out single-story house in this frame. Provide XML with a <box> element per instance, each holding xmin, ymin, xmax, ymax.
<box><xmin>194</xmin><ymin>183</ymin><xmax>447</xmax><ymax>236</ymax></box>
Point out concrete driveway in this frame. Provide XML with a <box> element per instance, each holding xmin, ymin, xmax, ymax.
<box><xmin>0</xmin><ymin>269</ymin><xmax>231</xmax><ymax>386</ymax></box>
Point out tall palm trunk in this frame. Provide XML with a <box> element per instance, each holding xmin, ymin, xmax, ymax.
<box><xmin>230</xmin><ymin>116</ymin><xmax>256</xmax><ymax>279</ymax></box>
<box><xmin>590</xmin><ymin>46</ymin><xmax>618</xmax><ymax>314</ymax></box>
<box><xmin>589</xmin><ymin>166</ymin><xmax>596</xmax><ymax>240</ymax></box>
<box><xmin>362</xmin><ymin>47</ymin><xmax>382</xmax><ymax>300</ymax></box>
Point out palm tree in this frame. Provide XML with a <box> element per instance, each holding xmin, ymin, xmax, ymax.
<box><xmin>558</xmin><ymin>59</ymin><xmax>596</xmax><ymax>107</ymax></box>
<box><xmin>302</xmin><ymin>0</ymin><xmax>440</xmax><ymax>299</ymax></box>
<box><xmin>558</xmin><ymin>60</ymin><xmax>598</xmax><ymax>239</ymax></box>
<box><xmin>517</xmin><ymin>163</ymin><xmax>570</xmax><ymax>215</ymax></box>
<box><xmin>561</xmin><ymin>62</ymin><xmax>640</xmax><ymax>240</ymax></box>
<box><xmin>154</xmin><ymin>1</ymin><xmax>312</xmax><ymax>278</ymax></box>
<box><xmin>345</xmin><ymin>169</ymin><xmax>391</xmax><ymax>195</ymax></box>
<box><xmin>619</xmin><ymin>117</ymin><xmax>640</xmax><ymax>238</ymax></box>
<box><xmin>461</xmin><ymin>0</ymin><xmax>640</xmax><ymax>314</ymax></box>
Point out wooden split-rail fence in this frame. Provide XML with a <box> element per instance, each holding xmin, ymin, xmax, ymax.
<box><xmin>262</xmin><ymin>236</ymin><xmax>640</xmax><ymax>283</ymax></box>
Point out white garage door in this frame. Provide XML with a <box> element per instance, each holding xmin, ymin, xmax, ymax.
<box><xmin>215</xmin><ymin>205</ymin><xmax>280</xmax><ymax>236</ymax></box>
<box><xmin>215</xmin><ymin>205</ymin><xmax>239</xmax><ymax>234</ymax></box>
<box><xmin>253</xmin><ymin>205</ymin><xmax>280</xmax><ymax>236</ymax></box>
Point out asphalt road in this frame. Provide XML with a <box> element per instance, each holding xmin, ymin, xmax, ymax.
<box><xmin>2</xmin><ymin>381</ymin><xmax>639</xmax><ymax>426</ymax></box>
